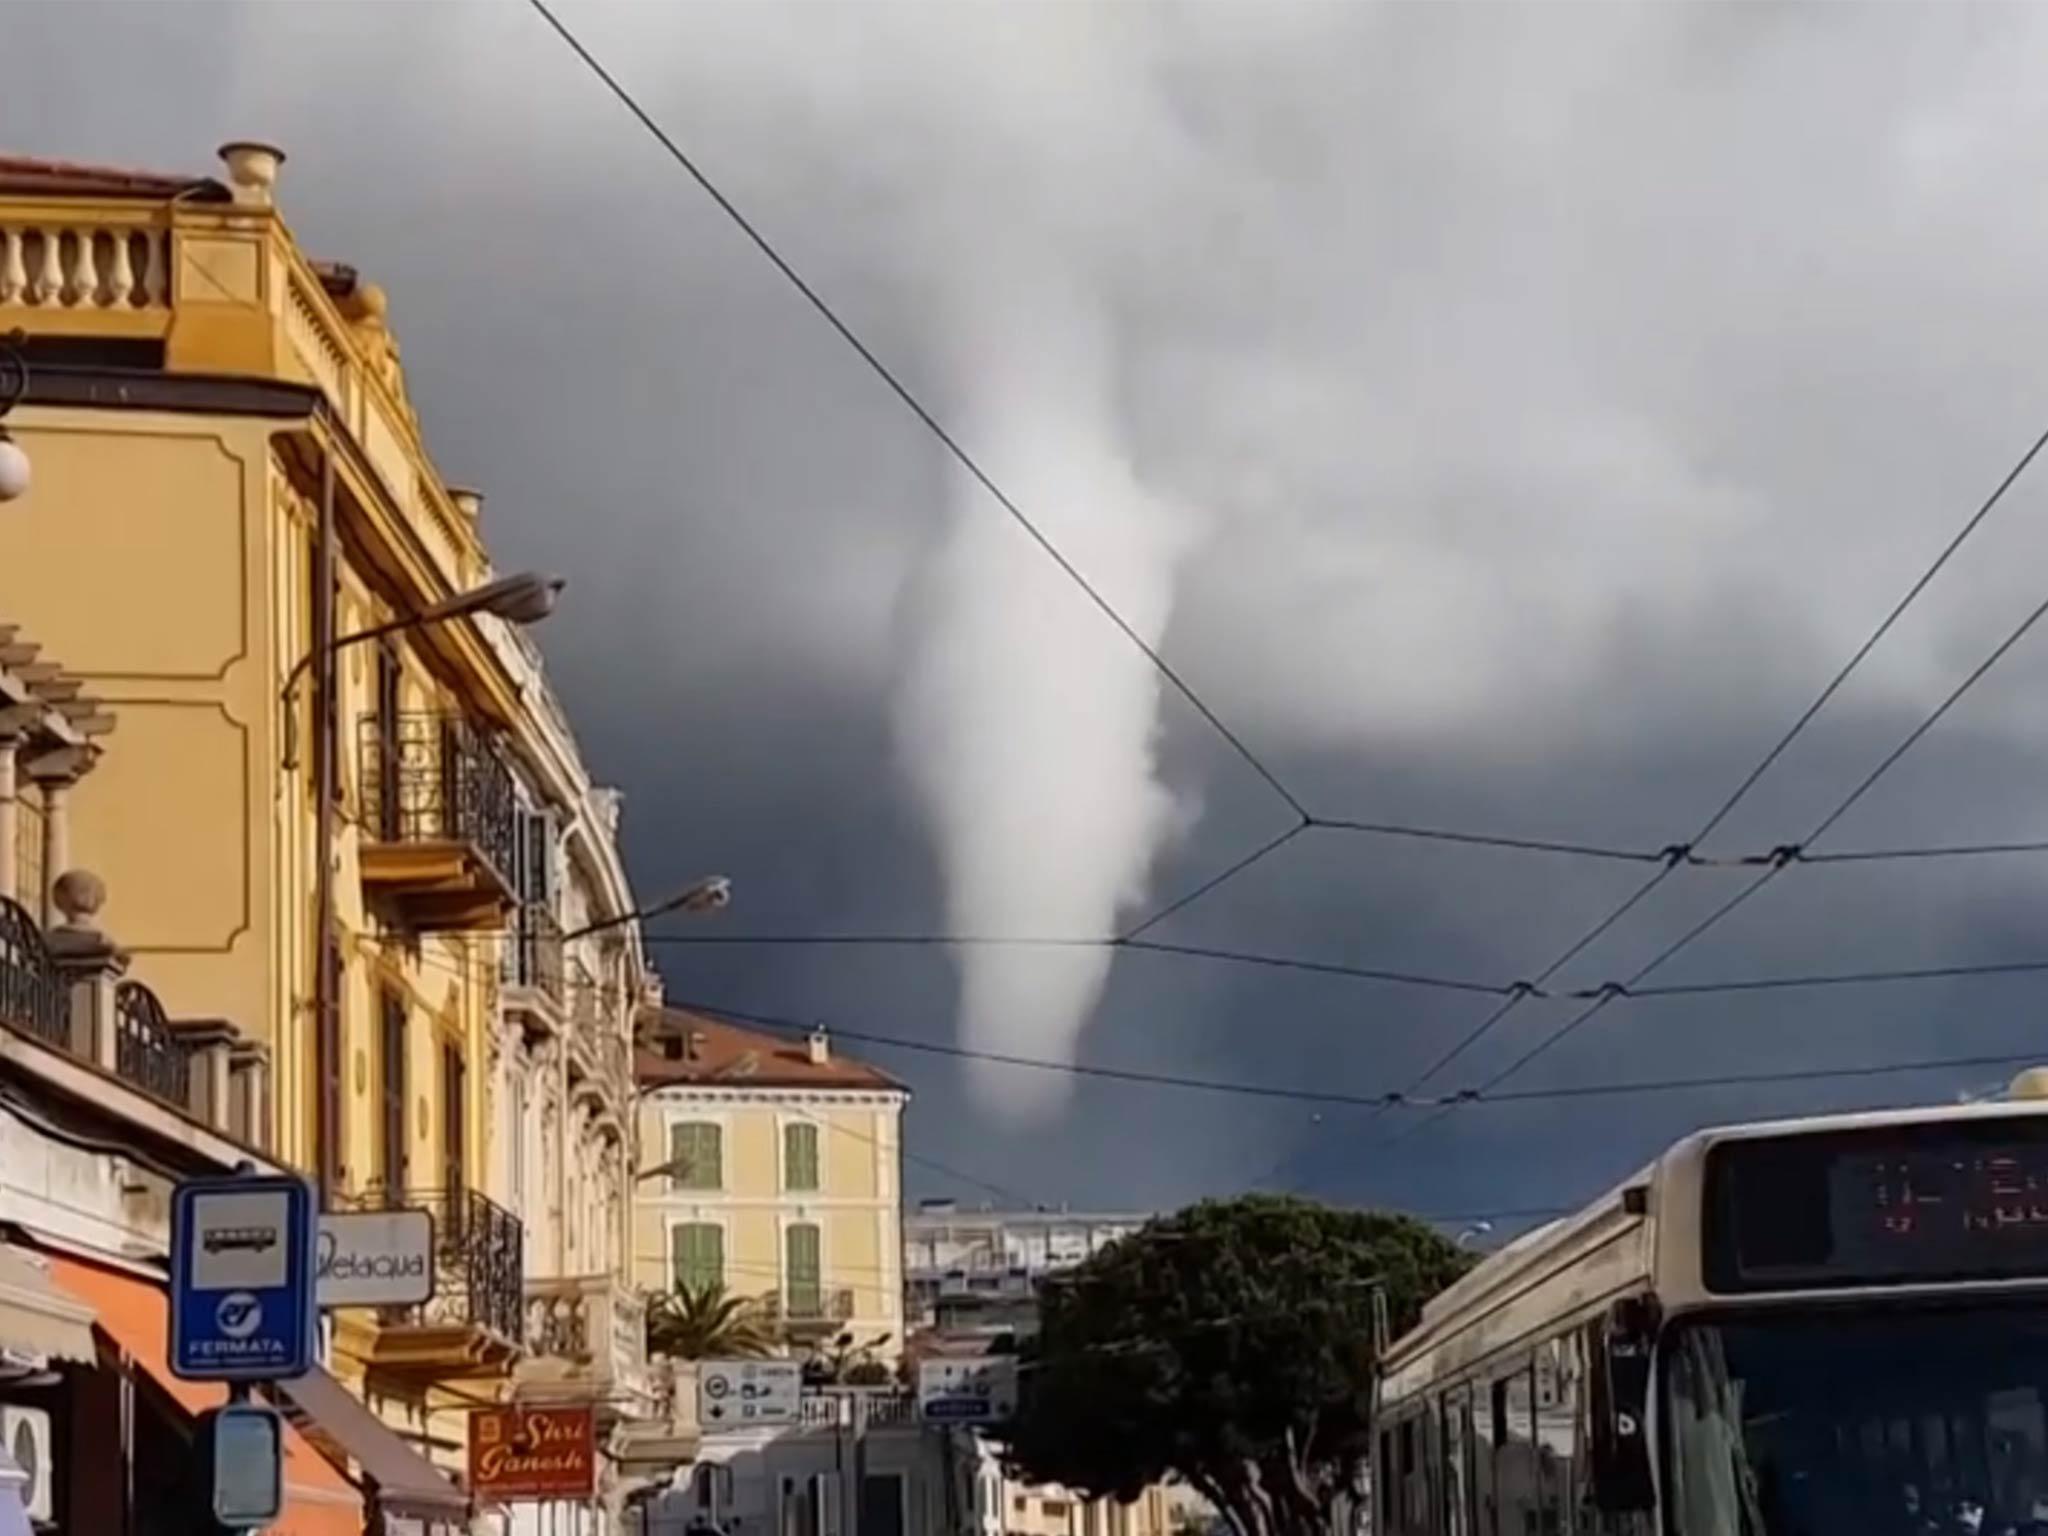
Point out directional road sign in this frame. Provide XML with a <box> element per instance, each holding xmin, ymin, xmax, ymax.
<box><xmin>918</xmin><ymin>1357</ymin><xmax>1018</xmax><ymax>1423</ymax></box>
<box><xmin>170</xmin><ymin>1174</ymin><xmax>317</xmax><ymax>1382</ymax></box>
<box><xmin>699</xmin><ymin>1358</ymin><xmax>803</xmax><ymax>1428</ymax></box>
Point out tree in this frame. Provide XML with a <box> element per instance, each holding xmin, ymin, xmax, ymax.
<box><xmin>645</xmin><ymin>1281</ymin><xmax>774</xmax><ymax>1361</ymax></box>
<box><xmin>997</xmin><ymin>1195</ymin><xmax>1472</xmax><ymax>1536</ymax></box>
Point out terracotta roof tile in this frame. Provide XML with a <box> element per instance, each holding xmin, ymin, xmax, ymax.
<box><xmin>636</xmin><ymin>1005</ymin><xmax>906</xmax><ymax>1093</ymax></box>
<box><xmin>0</xmin><ymin>153</ymin><xmax>226</xmax><ymax>201</ymax></box>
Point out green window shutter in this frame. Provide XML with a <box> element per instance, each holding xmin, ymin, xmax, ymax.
<box><xmin>672</xmin><ymin>1223</ymin><xmax>724</xmax><ymax>1293</ymax></box>
<box><xmin>784</xmin><ymin>1122</ymin><xmax>820</xmax><ymax>1192</ymax></box>
<box><xmin>786</xmin><ymin>1223</ymin><xmax>822</xmax><ymax>1317</ymax></box>
<box><xmin>670</xmin><ymin>1122</ymin><xmax>722</xmax><ymax>1190</ymax></box>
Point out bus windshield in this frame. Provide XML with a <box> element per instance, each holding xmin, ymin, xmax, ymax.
<box><xmin>1663</xmin><ymin>1307</ymin><xmax>2048</xmax><ymax>1536</ymax></box>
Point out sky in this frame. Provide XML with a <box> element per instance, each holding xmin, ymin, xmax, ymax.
<box><xmin>15</xmin><ymin>0</ymin><xmax>2048</xmax><ymax>1232</ymax></box>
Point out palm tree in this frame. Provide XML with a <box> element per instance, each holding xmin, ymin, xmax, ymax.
<box><xmin>645</xmin><ymin>1281</ymin><xmax>774</xmax><ymax>1361</ymax></box>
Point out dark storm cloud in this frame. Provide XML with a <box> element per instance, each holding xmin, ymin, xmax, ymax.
<box><xmin>13</xmin><ymin>0</ymin><xmax>2048</xmax><ymax>1218</ymax></box>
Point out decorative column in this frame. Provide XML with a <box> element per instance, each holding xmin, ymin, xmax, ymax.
<box><xmin>0</xmin><ymin>715</ymin><xmax>23</xmax><ymax>904</ymax></box>
<box><xmin>23</xmin><ymin>744</ymin><xmax>91</xmax><ymax>928</ymax></box>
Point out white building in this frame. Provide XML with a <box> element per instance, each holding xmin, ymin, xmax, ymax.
<box><xmin>904</xmin><ymin>1206</ymin><xmax>1148</xmax><ymax>1334</ymax></box>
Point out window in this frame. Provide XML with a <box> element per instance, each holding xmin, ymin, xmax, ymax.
<box><xmin>668</xmin><ymin>1121</ymin><xmax>722</xmax><ymax>1190</ymax></box>
<box><xmin>784</xmin><ymin>1121</ymin><xmax>821</xmax><ymax>1192</ymax></box>
<box><xmin>786</xmin><ymin>1222</ymin><xmax>823</xmax><ymax>1318</ymax></box>
<box><xmin>1498</xmin><ymin>1360</ymin><xmax>1539</xmax><ymax>1536</ymax></box>
<box><xmin>671</xmin><ymin>1223</ymin><xmax>724</xmax><ymax>1294</ymax></box>
<box><xmin>373</xmin><ymin>641</ymin><xmax>401</xmax><ymax>835</ymax></box>
<box><xmin>1381</xmin><ymin>1429</ymin><xmax>1399</xmax><ymax>1536</ymax></box>
<box><xmin>378</xmin><ymin>991</ymin><xmax>407</xmax><ymax>1190</ymax></box>
<box><xmin>1535</xmin><ymin>1337</ymin><xmax>1576</xmax><ymax>1536</ymax></box>
<box><xmin>1446</xmin><ymin>1390</ymin><xmax>1474</xmax><ymax>1536</ymax></box>
<box><xmin>442</xmin><ymin>1041</ymin><xmax>466</xmax><ymax>1201</ymax></box>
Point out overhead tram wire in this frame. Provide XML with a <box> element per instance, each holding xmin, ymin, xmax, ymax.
<box><xmin>1374</xmin><ymin>416</ymin><xmax>2048</xmax><ymax>1127</ymax></box>
<box><xmin>531</xmin><ymin>0</ymin><xmax>1991</xmax><ymax>942</ymax></box>
<box><xmin>1472</xmin><ymin>573</ymin><xmax>2048</xmax><ymax>1101</ymax></box>
<box><xmin>524</xmin><ymin>0</ymin><xmax>1306</xmax><ymax>824</ymax></box>
<box><xmin>661</xmin><ymin>995</ymin><xmax>2048</xmax><ymax>1116</ymax></box>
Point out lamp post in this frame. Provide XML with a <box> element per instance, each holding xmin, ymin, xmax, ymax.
<box><xmin>0</xmin><ymin>329</ymin><xmax>31</xmax><ymax>503</ymax></box>
<box><xmin>296</xmin><ymin>568</ymin><xmax>563</xmax><ymax>1211</ymax></box>
<box><xmin>562</xmin><ymin>875</ymin><xmax>732</xmax><ymax>945</ymax></box>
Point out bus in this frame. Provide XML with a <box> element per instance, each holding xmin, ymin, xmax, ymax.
<box><xmin>1374</xmin><ymin>1074</ymin><xmax>2048</xmax><ymax>1536</ymax></box>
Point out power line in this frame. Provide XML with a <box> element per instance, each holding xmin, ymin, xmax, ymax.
<box><xmin>1688</xmin><ymin>418</ymin><xmax>2048</xmax><ymax>851</ymax></box>
<box><xmin>1387</xmin><ymin>419</ymin><xmax>2048</xmax><ymax>1118</ymax></box>
<box><xmin>1121</xmin><ymin>820</ymin><xmax>1309</xmax><ymax>941</ymax></box>
<box><xmin>661</xmin><ymin>995</ymin><xmax>2045</xmax><ymax>1115</ymax></box>
<box><xmin>525</xmin><ymin>0</ymin><xmax>1306</xmax><ymax>822</ymax></box>
<box><xmin>1483</xmin><ymin>579</ymin><xmax>2048</xmax><ymax>1094</ymax></box>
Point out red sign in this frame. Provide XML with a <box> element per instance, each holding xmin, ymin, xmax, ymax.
<box><xmin>468</xmin><ymin>1405</ymin><xmax>596</xmax><ymax>1501</ymax></box>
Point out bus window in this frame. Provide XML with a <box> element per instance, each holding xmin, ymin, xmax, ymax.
<box><xmin>1380</xmin><ymin>1428</ymin><xmax>1397</xmax><ymax>1536</ymax></box>
<box><xmin>1445</xmin><ymin>1390</ymin><xmax>1474</xmax><ymax>1536</ymax></box>
<box><xmin>1401</xmin><ymin>1417</ymin><xmax>1418</xmax><ymax>1535</ymax></box>
<box><xmin>1474</xmin><ymin>1380</ymin><xmax>1501</xmax><ymax>1536</ymax></box>
<box><xmin>1535</xmin><ymin>1337</ymin><xmax>1576</xmax><ymax>1536</ymax></box>
<box><xmin>1499</xmin><ymin>1359</ymin><xmax>1540</xmax><ymax>1536</ymax></box>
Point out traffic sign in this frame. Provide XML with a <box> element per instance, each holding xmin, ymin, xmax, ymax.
<box><xmin>169</xmin><ymin>1174</ymin><xmax>317</xmax><ymax>1381</ymax></box>
<box><xmin>918</xmin><ymin>1358</ymin><xmax>1017</xmax><ymax>1423</ymax></box>
<box><xmin>698</xmin><ymin>1359</ymin><xmax>803</xmax><ymax>1428</ymax></box>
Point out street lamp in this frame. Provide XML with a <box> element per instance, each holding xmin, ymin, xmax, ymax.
<box><xmin>299</xmin><ymin>568</ymin><xmax>563</xmax><ymax>1211</ymax></box>
<box><xmin>0</xmin><ymin>329</ymin><xmax>31</xmax><ymax>503</ymax></box>
<box><xmin>563</xmin><ymin>874</ymin><xmax>732</xmax><ymax>944</ymax></box>
<box><xmin>1456</xmin><ymin>1222</ymin><xmax>1494</xmax><ymax>1249</ymax></box>
<box><xmin>281</xmin><ymin>570</ymin><xmax>564</xmax><ymax>770</ymax></box>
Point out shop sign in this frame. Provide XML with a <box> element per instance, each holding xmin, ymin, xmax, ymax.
<box><xmin>468</xmin><ymin>1405</ymin><xmax>596</xmax><ymax>1501</ymax></box>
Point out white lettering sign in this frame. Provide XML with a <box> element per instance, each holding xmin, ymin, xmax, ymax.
<box><xmin>316</xmin><ymin>1211</ymin><xmax>435</xmax><ymax>1308</ymax></box>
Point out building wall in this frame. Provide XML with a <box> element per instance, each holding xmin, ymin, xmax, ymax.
<box><xmin>635</xmin><ymin>1087</ymin><xmax>905</xmax><ymax>1349</ymax></box>
<box><xmin>0</xmin><ymin>410</ymin><xmax>285</xmax><ymax>1046</ymax></box>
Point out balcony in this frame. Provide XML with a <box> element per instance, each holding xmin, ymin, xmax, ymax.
<box><xmin>761</xmin><ymin>1287</ymin><xmax>856</xmax><ymax>1341</ymax></box>
<box><xmin>341</xmin><ymin>1187</ymin><xmax>524</xmax><ymax>1382</ymax></box>
<box><xmin>501</xmin><ymin>902</ymin><xmax>566</xmax><ymax>1035</ymax></box>
<box><xmin>516</xmin><ymin>1274</ymin><xmax>652</xmax><ymax>1419</ymax></box>
<box><xmin>0</xmin><ymin>895</ymin><xmax>257</xmax><ymax>1128</ymax></box>
<box><xmin>356</xmin><ymin>712</ymin><xmax>517</xmax><ymax>932</ymax></box>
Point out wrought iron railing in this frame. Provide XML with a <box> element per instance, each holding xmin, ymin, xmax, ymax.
<box><xmin>114</xmin><ymin>979</ymin><xmax>192</xmax><ymax>1109</ymax></box>
<box><xmin>502</xmin><ymin>902</ymin><xmax>565</xmax><ymax>1003</ymax></box>
<box><xmin>357</xmin><ymin>712</ymin><xmax>517</xmax><ymax>887</ymax></box>
<box><xmin>0</xmin><ymin>896</ymin><xmax>66</xmax><ymax>1050</ymax></box>
<box><xmin>354</xmin><ymin>1186</ymin><xmax>525</xmax><ymax>1345</ymax></box>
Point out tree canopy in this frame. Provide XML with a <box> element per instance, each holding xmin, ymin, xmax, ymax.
<box><xmin>645</xmin><ymin>1280</ymin><xmax>774</xmax><ymax>1361</ymax></box>
<box><xmin>998</xmin><ymin>1195</ymin><xmax>1473</xmax><ymax>1536</ymax></box>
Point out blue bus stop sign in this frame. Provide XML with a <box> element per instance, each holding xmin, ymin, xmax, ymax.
<box><xmin>169</xmin><ymin>1174</ymin><xmax>317</xmax><ymax>1382</ymax></box>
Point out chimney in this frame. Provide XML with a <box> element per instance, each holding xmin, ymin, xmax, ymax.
<box><xmin>661</xmin><ymin>1034</ymin><xmax>683</xmax><ymax>1063</ymax></box>
<box><xmin>217</xmin><ymin>141</ymin><xmax>285</xmax><ymax>207</ymax></box>
<box><xmin>687</xmin><ymin>1030</ymin><xmax>707</xmax><ymax>1062</ymax></box>
<box><xmin>808</xmin><ymin>1026</ymin><xmax>829</xmax><ymax>1066</ymax></box>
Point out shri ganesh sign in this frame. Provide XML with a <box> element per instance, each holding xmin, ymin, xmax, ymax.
<box><xmin>467</xmin><ymin>1405</ymin><xmax>596</xmax><ymax>1501</ymax></box>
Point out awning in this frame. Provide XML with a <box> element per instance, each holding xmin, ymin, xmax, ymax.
<box><xmin>270</xmin><ymin>1366</ymin><xmax>471</xmax><ymax>1523</ymax></box>
<box><xmin>0</xmin><ymin>1243</ymin><xmax>94</xmax><ymax>1366</ymax></box>
<box><xmin>41</xmin><ymin>1251</ymin><xmax>365</xmax><ymax>1536</ymax></box>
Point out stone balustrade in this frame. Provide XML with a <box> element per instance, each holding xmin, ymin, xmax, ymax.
<box><xmin>0</xmin><ymin>221</ymin><xmax>170</xmax><ymax>312</ymax></box>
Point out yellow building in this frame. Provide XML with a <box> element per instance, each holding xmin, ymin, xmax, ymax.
<box><xmin>635</xmin><ymin>1009</ymin><xmax>907</xmax><ymax>1358</ymax></box>
<box><xmin>0</xmin><ymin>142</ymin><xmax>679</xmax><ymax>1510</ymax></box>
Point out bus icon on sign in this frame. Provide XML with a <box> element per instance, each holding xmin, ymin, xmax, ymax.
<box><xmin>203</xmin><ymin>1226</ymin><xmax>277</xmax><ymax>1257</ymax></box>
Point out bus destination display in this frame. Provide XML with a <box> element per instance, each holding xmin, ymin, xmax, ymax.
<box><xmin>1705</xmin><ymin>1123</ymin><xmax>2048</xmax><ymax>1291</ymax></box>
